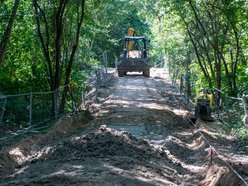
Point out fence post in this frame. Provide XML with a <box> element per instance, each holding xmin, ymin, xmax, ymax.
<box><xmin>172</xmin><ymin>68</ymin><xmax>178</xmax><ymax>86</ymax></box>
<box><xmin>171</xmin><ymin>67</ymin><xmax>174</xmax><ymax>85</ymax></box>
<box><xmin>95</xmin><ymin>69</ymin><xmax>99</xmax><ymax>92</ymax></box>
<box><xmin>82</xmin><ymin>90</ymin><xmax>85</xmax><ymax>109</ymax></box>
<box><xmin>54</xmin><ymin>90</ymin><xmax>58</xmax><ymax>119</ymax></box>
<box><xmin>114</xmin><ymin>55</ymin><xmax>118</xmax><ymax>69</ymax></box>
<box><xmin>175</xmin><ymin>69</ymin><xmax>179</xmax><ymax>87</ymax></box>
<box><xmin>0</xmin><ymin>96</ymin><xmax>7</xmax><ymax>126</ymax></box>
<box><xmin>29</xmin><ymin>93</ymin><xmax>32</xmax><ymax>127</ymax></box>
<box><xmin>242</xmin><ymin>95</ymin><xmax>248</xmax><ymax>126</ymax></box>
<box><xmin>180</xmin><ymin>74</ymin><xmax>184</xmax><ymax>95</ymax></box>
<box><xmin>186</xmin><ymin>73</ymin><xmax>191</xmax><ymax>104</ymax></box>
<box><xmin>104</xmin><ymin>51</ymin><xmax>108</xmax><ymax>74</ymax></box>
<box><xmin>215</xmin><ymin>90</ymin><xmax>220</xmax><ymax>118</ymax></box>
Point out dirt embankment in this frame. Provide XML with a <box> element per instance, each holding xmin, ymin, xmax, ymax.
<box><xmin>0</xmin><ymin>68</ymin><xmax>247</xmax><ymax>186</ymax></box>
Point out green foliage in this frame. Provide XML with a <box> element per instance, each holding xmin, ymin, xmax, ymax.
<box><xmin>83</xmin><ymin>0</ymin><xmax>150</xmax><ymax>67</ymax></box>
<box><xmin>241</xmin><ymin>146</ymin><xmax>248</xmax><ymax>153</ymax></box>
<box><xmin>237</xmin><ymin>65</ymin><xmax>248</xmax><ymax>93</ymax></box>
<box><xmin>235</xmin><ymin>125</ymin><xmax>248</xmax><ymax>153</ymax></box>
<box><xmin>0</xmin><ymin>1</ymin><xmax>48</xmax><ymax>94</ymax></box>
<box><xmin>0</xmin><ymin>0</ymin><xmax>151</xmax><ymax>95</ymax></box>
<box><xmin>1</xmin><ymin>0</ymin><xmax>247</xmax><ymax>95</ymax></box>
<box><xmin>142</xmin><ymin>0</ymin><xmax>248</xmax><ymax>97</ymax></box>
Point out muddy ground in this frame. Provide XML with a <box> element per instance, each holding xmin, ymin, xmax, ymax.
<box><xmin>0</xmin><ymin>68</ymin><xmax>248</xmax><ymax>185</ymax></box>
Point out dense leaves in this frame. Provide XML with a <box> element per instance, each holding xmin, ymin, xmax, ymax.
<box><xmin>143</xmin><ymin>0</ymin><xmax>248</xmax><ymax>96</ymax></box>
<box><xmin>0</xmin><ymin>0</ymin><xmax>150</xmax><ymax>95</ymax></box>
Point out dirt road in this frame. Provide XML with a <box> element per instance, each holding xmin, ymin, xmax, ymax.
<box><xmin>0</xmin><ymin>68</ymin><xmax>247</xmax><ymax>185</ymax></box>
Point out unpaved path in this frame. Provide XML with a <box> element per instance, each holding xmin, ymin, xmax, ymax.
<box><xmin>0</xmin><ymin>68</ymin><xmax>247</xmax><ymax>185</ymax></box>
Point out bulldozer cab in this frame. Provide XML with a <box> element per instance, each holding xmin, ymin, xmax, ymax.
<box><xmin>121</xmin><ymin>36</ymin><xmax>147</xmax><ymax>59</ymax></box>
<box><xmin>117</xmin><ymin>30</ymin><xmax>150</xmax><ymax>77</ymax></box>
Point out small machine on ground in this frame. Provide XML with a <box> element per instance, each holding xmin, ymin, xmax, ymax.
<box><xmin>117</xmin><ymin>28</ymin><xmax>150</xmax><ymax>77</ymax></box>
<box><xmin>194</xmin><ymin>89</ymin><xmax>214</xmax><ymax>121</ymax></box>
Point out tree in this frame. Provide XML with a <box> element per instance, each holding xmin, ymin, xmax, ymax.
<box><xmin>149</xmin><ymin>0</ymin><xmax>248</xmax><ymax>96</ymax></box>
<box><xmin>0</xmin><ymin>0</ymin><xmax>20</xmax><ymax>65</ymax></box>
<box><xmin>33</xmin><ymin>0</ymin><xmax>85</xmax><ymax>114</ymax></box>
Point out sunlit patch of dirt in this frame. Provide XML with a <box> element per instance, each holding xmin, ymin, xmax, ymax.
<box><xmin>8</xmin><ymin>148</ymin><xmax>26</xmax><ymax>164</ymax></box>
<box><xmin>199</xmin><ymin>164</ymin><xmax>229</xmax><ymax>186</ymax></box>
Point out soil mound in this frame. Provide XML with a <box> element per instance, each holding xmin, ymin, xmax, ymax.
<box><xmin>0</xmin><ymin>126</ymin><xmax>188</xmax><ymax>185</ymax></box>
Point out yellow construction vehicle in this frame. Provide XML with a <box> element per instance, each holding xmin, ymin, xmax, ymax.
<box><xmin>117</xmin><ymin>28</ymin><xmax>150</xmax><ymax>77</ymax></box>
<box><xmin>194</xmin><ymin>89</ymin><xmax>214</xmax><ymax>121</ymax></box>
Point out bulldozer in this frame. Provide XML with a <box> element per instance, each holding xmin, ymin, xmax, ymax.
<box><xmin>117</xmin><ymin>28</ymin><xmax>150</xmax><ymax>77</ymax></box>
<box><xmin>194</xmin><ymin>89</ymin><xmax>214</xmax><ymax>121</ymax></box>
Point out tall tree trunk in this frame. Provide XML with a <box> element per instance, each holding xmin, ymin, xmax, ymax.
<box><xmin>33</xmin><ymin>0</ymin><xmax>54</xmax><ymax>90</ymax></box>
<box><xmin>59</xmin><ymin>0</ymin><xmax>85</xmax><ymax>114</ymax></box>
<box><xmin>231</xmin><ymin>25</ymin><xmax>240</xmax><ymax>96</ymax></box>
<box><xmin>201</xmin><ymin>39</ymin><xmax>214</xmax><ymax>78</ymax></box>
<box><xmin>0</xmin><ymin>0</ymin><xmax>20</xmax><ymax>65</ymax></box>
<box><xmin>54</xmin><ymin>0</ymin><xmax>68</xmax><ymax>90</ymax></box>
